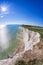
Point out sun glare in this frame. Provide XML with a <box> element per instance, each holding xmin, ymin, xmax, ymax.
<box><xmin>1</xmin><ymin>6</ymin><xmax>7</xmax><ymax>12</ymax></box>
<box><xmin>0</xmin><ymin>24</ymin><xmax>6</xmax><ymax>28</ymax></box>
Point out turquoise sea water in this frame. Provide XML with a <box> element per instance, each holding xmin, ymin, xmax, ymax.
<box><xmin>0</xmin><ymin>25</ymin><xmax>20</xmax><ymax>60</ymax></box>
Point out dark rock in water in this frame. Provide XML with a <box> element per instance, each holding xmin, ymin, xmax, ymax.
<box><xmin>7</xmin><ymin>54</ymin><xmax>13</xmax><ymax>58</ymax></box>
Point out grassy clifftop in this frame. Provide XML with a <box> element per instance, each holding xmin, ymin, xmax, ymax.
<box><xmin>22</xmin><ymin>25</ymin><xmax>43</xmax><ymax>42</ymax></box>
<box><xmin>15</xmin><ymin>25</ymin><xmax>43</xmax><ymax>65</ymax></box>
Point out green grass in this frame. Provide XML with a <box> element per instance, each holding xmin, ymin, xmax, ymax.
<box><xmin>15</xmin><ymin>60</ymin><xmax>27</xmax><ymax>65</ymax></box>
<box><xmin>15</xmin><ymin>59</ymin><xmax>43</xmax><ymax>65</ymax></box>
<box><xmin>22</xmin><ymin>25</ymin><xmax>43</xmax><ymax>42</ymax></box>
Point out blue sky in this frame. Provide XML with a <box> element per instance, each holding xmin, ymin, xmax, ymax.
<box><xmin>0</xmin><ymin>0</ymin><xmax>43</xmax><ymax>26</ymax></box>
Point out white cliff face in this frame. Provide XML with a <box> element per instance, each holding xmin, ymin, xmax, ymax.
<box><xmin>20</xmin><ymin>27</ymin><xmax>40</xmax><ymax>51</ymax></box>
<box><xmin>0</xmin><ymin>27</ymin><xmax>40</xmax><ymax>65</ymax></box>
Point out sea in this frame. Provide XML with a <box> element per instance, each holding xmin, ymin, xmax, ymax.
<box><xmin>0</xmin><ymin>24</ymin><xmax>20</xmax><ymax>60</ymax></box>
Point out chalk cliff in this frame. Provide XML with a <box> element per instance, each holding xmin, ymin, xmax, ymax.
<box><xmin>0</xmin><ymin>27</ymin><xmax>43</xmax><ymax>65</ymax></box>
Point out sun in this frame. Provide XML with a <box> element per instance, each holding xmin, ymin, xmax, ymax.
<box><xmin>0</xmin><ymin>5</ymin><xmax>8</xmax><ymax>18</ymax></box>
<box><xmin>1</xmin><ymin>6</ymin><xmax>7</xmax><ymax>12</ymax></box>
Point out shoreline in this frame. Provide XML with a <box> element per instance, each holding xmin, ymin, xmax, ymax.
<box><xmin>0</xmin><ymin>27</ymin><xmax>41</xmax><ymax>65</ymax></box>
